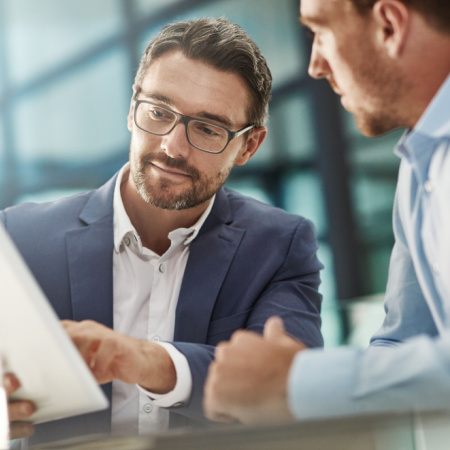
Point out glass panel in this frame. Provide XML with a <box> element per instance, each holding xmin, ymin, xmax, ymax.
<box><xmin>316</xmin><ymin>243</ymin><xmax>342</xmax><ymax>347</ymax></box>
<box><xmin>135</xmin><ymin>0</ymin><xmax>182</xmax><ymax>14</ymax></box>
<box><xmin>268</xmin><ymin>91</ymin><xmax>315</xmax><ymax>163</ymax></box>
<box><xmin>345</xmin><ymin>111</ymin><xmax>402</xmax><ymax>294</ymax></box>
<box><xmin>13</xmin><ymin>48</ymin><xmax>130</xmax><ymax>164</ymax></box>
<box><xmin>15</xmin><ymin>188</ymin><xmax>85</xmax><ymax>205</ymax></box>
<box><xmin>283</xmin><ymin>171</ymin><xmax>327</xmax><ymax>237</ymax></box>
<box><xmin>282</xmin><ymin>171</ymin><xmax>341</xmax><ymax>346</ymax></box>
<box><xmin>138</xmin><ymin>0</ymin><xmax>305</xmax><ymax>90</ymax></box>
<box><xmin>4</xmin><ymin>0</ymin><xmax>122</xmax><ymax>85</ymax></box>
<box><xmin>225</xmin><ymin>178</ymin><xmax>272</xmax><ymax>205</ymax></box>
<box><xmin>0</xmin><ymin>113</ymin><xmax>3</xmax><ymax>158</ymax></box>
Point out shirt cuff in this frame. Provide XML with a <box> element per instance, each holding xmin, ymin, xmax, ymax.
<box><xmin>136</xmin><ymin>342</ymin><xmax>192</xmax><ymax>408</ymax></box>
<box><xmin>287</xmin><ymin>347</ymin><xmax>359</xmax><ymax>420</ymax></box>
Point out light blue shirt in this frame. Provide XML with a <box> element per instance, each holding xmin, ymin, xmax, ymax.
<box><xmin>289</xmin><ymin>74</ymin><xmax>450</xmax><ymax>419</ymax></box>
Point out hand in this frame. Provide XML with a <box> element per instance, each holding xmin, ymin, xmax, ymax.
<box><xmin>204</xmin><ymin>316</ymin><xmax>306</xmax><ymax>425</ymax></box>
<box><xmin>3</xmin><ymin>373</ymin><xmax>36</xmax><ymax>439</ymax></box>
<box><xmin>61</xmin><ymin>320</ymin><xmax>176</xmax><ymax>394</ymax></box>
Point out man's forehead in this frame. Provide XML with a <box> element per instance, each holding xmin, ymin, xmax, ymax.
<box><xmin>139</xmin><ymin>53</ymin><xmax>250</xmax><ymax>127</ymax></box>
<box><xmin>300</xmin><ymin>0</ymin><xmax>327</xmax><ymax>24</ymax></box>
<box><xmin>300</xmin><ymin>0</ymin><xmax>346</xmax><ymax>25</ymax></box>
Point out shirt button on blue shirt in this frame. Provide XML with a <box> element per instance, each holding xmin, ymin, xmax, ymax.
<box><xmin>424</xmin><ymin>180</ymin><xmax>435</xmax><ymax>192</ymax></box>
<box><xmin>432</xmin><ymin>261</ymin><xmax>441</xmax><ymax>274</ymax></box>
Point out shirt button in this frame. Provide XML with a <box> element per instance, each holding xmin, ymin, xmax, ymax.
<box><xmin>124</xmin><ymin>237</ymin><xmax>131</xmax><ymax>246</ymax></box>
<box><xmin>143</xmin><ymin>404</ymin><xmax>153</xmax><ymax>413</ymax></box>
<box><xmin>152</xmin><ymin>336</ymin><xmax>161</xmax><ymax>342</ymax></box>
<box><xmin>424</xmin><ymin>180</ymin><xmax>435</xmax><ymax>192</ymax></box>
<box><xmin>159</xmin><ymin>263</ymin><xmax>165</xmax><ymax>273</ymax></box>
<box><xmin>432</xmin><ymin>261</ymin><xmax>441</xmax><ymax>274</ymax></box>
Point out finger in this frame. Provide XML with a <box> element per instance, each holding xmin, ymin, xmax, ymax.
<box><xmin>89</xmin><ymin>338</ymin><xmax>117</xmax><ymax>384</ymax></box>
<box><xmin>206</xmin><ymin>409</ymin><xmax>238</xmax><ymax>423</ymax></box>
<box><xmin>204</xmin><ymin>391</ymin><xmax>236</xmax><ymax>423</ymax></box>
<box><xmin>263</xmin><ymin>316</ymin><xmax>285</xmax><ymax>340</ymax></box>
<box><xmin>61</xmin><ymin>319</ymin><xmax>76</xmax><ymax>328</ymax></box>
<box><xmin>3</xmin><ymin>373</ymin><xmax>20</xmax><ymax>395</ymax></box>
<box><xmin>213</xmin><ymin>341</ymin><xmax>229</xmax><ymax>361</ymax></box>
<box><xmin>263</xmin><ymin>317</ymin><xmax>306</xmax><ymax>350</ymax></box>
<box><xmin>10</xmin><ymin>422</ymin><xmax>34</xmax><ymax>440</ymax></box>
<box><xmin>8</xmin><ymin>401</ymin><xmax>36</xmax><ymax>422</ymax></box>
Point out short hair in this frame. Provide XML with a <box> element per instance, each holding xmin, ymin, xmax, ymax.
<box><xmin>348</xmin><ymin>0</ymin><xmax>450</xmax><ymax>33</ymax></box>
<box><xmin>135</xmin><ymin>18</ymin><xmax>272</xmax><ymax>128</ymax></box>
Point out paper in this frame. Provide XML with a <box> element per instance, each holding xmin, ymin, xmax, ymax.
<box><xmin>0</xmin><ymin>222</ymin><xmax>108</xmax><ymax>424</ymax></box>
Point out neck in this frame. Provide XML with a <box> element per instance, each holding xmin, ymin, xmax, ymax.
<box><xmin>121</xmin><ymin>177</ymin><xmax>210</xmax><ymax>256</ymax></box>
<box><xmin>402</xmin><ymin>17</ymin><xmax>450</xmax><ymax>128</ymax></box>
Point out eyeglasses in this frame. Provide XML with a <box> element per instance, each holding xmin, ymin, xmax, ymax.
<box><xmin>133</xmin><ymin>90</ymin><xmax>254</xmax><ymax>154</ymax></box>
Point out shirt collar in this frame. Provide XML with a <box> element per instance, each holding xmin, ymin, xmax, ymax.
<box><xmin>113</xmin><ymin>163</ymin><xmax>215</xmax><ymax>253</ymax></box>
<box><xmin>113</xmin><ymin>164</ymin><xmax>136</xmax><ymax>253</ymax></box>
<box><xmin>394</xmin><ymin>74</ymin><xmax>450</xmax><ymax>178</ymax></box>
<box><xmin>412</xmin><ymin>74</ymin><xmax>450</xmax><ymax>139</ymax></box>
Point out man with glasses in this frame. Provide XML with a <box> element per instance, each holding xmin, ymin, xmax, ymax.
<box><xmin>2</xmin><ymin>18</ymin><xmax>323</xmax><ymax>444</ymax></box>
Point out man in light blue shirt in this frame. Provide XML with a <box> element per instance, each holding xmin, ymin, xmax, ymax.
<box><xmin>204</xmin><ymin>0</ymin><xmax>450</xmax><ymax>423</ymax></box>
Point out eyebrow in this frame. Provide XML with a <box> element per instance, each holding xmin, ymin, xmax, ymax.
<box><xmin>138</xmin><ymin>90</ymin><xmax>234</xmax><ymax>129</ymax></box>
<box><xmin>299</xmin><ymin>16</ymin><xmax>326</xmax><ymax>28</ymax></box>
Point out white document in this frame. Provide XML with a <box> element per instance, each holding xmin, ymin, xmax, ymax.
<box><xmin>0</xmin><ymin>222</ymin><xmax>108</xmax><ymax>424</ymax></box>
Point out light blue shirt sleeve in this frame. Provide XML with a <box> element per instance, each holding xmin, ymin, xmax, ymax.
<box><xmin>289</xmin><ymin>333</ymin><xmax>450</xmax><ymax>419</ymax></box>
<box><xmin>287</xmin><ymin>74</ymin><xmax>450</xmax><ymax>420</ymax></box>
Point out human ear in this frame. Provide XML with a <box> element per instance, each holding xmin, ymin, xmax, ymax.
<box><xmin>372</xmin><ymin>0</ymin><xmax>410</xmax><ymax>58</ymax></box>
<box><xmin>235</xmin><ymin>126</ymin><xmax>267</xmax><ymax>167</ymax></box>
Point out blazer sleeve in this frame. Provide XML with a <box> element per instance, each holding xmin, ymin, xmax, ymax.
<box><xmin>170</xmin><ymin>216</ymin><xmax>323</xmax><ymax>423</ymax></box>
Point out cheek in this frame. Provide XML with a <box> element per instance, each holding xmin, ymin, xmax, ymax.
<box><xmin>130</xmin><ymin>131</ymin><xmax>160</xmax><ymax>154</ymax></box>
<box><xmin>196</xmin><ymin>154</ymin><xmax>234</xmax><ymax>179</ymax></box>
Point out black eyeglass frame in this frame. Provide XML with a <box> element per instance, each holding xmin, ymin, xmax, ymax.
<box><xmin>132</xmin><ymin>89</ymin><xmax>255</xmax><ymax>154</ymax></box>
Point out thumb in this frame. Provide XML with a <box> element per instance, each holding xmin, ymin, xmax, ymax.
<box><xmin>263</xmin><ymin>316</ymin><xmax>286</xmax><ymax>341</ymax></box>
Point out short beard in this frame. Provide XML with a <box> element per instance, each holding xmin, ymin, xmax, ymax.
<box><xmin>131</xmin><ymin>151</ymin><xmax>231</xmax><ymax>210</ymax></box>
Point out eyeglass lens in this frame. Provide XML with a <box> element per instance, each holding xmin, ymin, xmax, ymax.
<box><xmin>135</xmin><ymin>102</ymin><xmax>228</xmax><ymax>153</ymax></box>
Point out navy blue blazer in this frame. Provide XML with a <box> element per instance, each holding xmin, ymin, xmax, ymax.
<box><xmin>1</xmin><ymin>174</ymin><xmax>323</xmax><ymax>443</ymax></box>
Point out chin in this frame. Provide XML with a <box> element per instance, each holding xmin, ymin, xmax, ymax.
<box><xmin>354</xmin><ymin>114</ymin><xmax>400</xmax><ymax>138</ymax></box>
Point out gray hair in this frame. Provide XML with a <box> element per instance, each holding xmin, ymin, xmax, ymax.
<box><xmin>135</xmin><ymin>18</ymin><xmax>272</xmax><ymax>127</ymax></box>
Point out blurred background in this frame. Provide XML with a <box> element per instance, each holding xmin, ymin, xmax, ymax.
<box><xmin>0</xmin><ymin>0</ymin><xmax>403</xmax><ymax>348</ymax></box>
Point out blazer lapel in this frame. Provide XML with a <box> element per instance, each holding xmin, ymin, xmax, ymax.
<box><xmin>174</xmin><ymin>188</ymin><xmax>245</xmax><ymax>343</ymax></box>
<box><xmin>65</xmin><ymin>175</ymin><xmax>117</xmax><ymax>329</ymax></box>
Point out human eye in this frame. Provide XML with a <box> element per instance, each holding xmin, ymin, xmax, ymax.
<box><xmin>147</xmin><ymin>105</ymin><xmax>172</xmax><ymax>121</ymax></box>
<box><xmin>305</xmin><ymin>27</ymin><xmax>315</xmax><ymax>39</ymax></box>
<box><xmin>201</xmin><ymin>125</ymin><xmax>219</xmax><ymax>136</ymax></box>
<box><xmin>192</xmin><ymin>121</ymin><xmax>221</xmax><ymax>137</ymax></box>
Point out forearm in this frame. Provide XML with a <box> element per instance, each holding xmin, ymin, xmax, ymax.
<box><xmin>135</xmin><ymin>341</ymin><xmax>176</xmax><ymax>394</ymax></box>
<box><xmin>289</xmin><ymin>333</ymin><xmax>450</xmax><ymax>420</ymax></box>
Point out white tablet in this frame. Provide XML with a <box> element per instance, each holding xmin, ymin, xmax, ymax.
<box><xmin>0</xmin><ymin>222</ymin><xmax>108</xmax><ymax>424</ymax></box>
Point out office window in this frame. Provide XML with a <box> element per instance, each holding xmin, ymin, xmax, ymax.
<box><xmin>0</xmin><ymin>0</ymin><xmax>398</xmax><ymax>347</ymax></box>
<box><xmin>4</xmin><ymin>0</ymin><xmax>122</xmax><ymax>85</ymax></box>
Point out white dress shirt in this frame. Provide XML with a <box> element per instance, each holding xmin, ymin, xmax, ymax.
<box><xmin>111</xmin><ymin>164</ymin><xmax>214</xmax><ymax>435</ymax></box>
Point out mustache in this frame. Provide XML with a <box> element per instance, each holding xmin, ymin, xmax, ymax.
<box><xmin>327</xmin><ymin>77</ymin><xmax>341</xmax><ymax>94</ymax></box>
<box><xmin>143</xmin><ymin>153</ymin><xmax>200</xmax><ymax>180</ymax></box>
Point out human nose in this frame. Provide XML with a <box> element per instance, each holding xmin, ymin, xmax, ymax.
<box><xmin>308</xmin><ymin>42</ymin><xmax>330</xmax><ymax>80</ymax></box>
<box><xmin>161</xmin><ymin>122</ymin><xmax>191</xmax><ymax>159</ymax></box>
